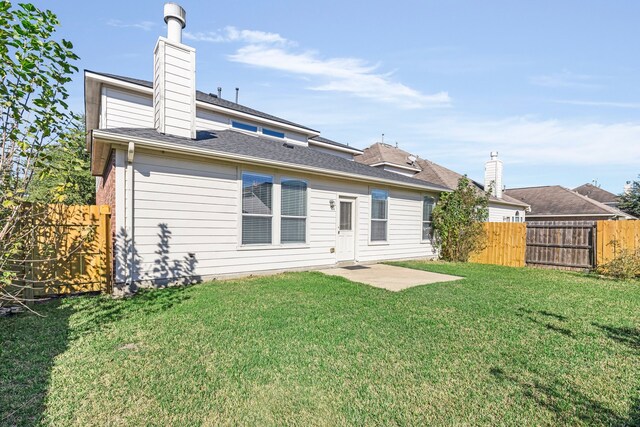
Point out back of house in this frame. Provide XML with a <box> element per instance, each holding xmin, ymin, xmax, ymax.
<box><xmin>87</xmin><ymin>3</ymin><xmax>448</xmax><ymax>292</ymax></box>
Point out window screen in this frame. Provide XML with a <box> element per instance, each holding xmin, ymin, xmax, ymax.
<box><xmin>371</xmin><ymin>190</ymin><xmax>388</xmax><ymax>241</ymax></box>
<box><xmin>281</xmin><ymin>179</ymin><xmax>307</xmax><ymax>243</ymax></box>
<box><xmin>340</xmin><ymin>201</ymin><xmax>352</xmax><ymax>231</ymax></box>
<box><xmin>232</xmin><ymin>121</ymin><xmax>258</xmax><ymax>132</ymax></box>
<box><xmin>422</xmin><ymin>196</ymin><xmax>435</xmax><ymax>240</ymax></box>
<box><xmin>242</xmin><ymin>173</ymin><xmax>273</xmax><ymax>244</ymax></box>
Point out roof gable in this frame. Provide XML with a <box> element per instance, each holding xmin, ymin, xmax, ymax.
<box><xmin>573</xmin><ymin>183</ymin><xmax>619</xmax><ymax>204</ymax></box>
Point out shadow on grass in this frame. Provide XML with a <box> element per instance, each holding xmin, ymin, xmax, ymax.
<box><xmin>592</xmin><ymin>323</ymin><xmax>640</xmax><ymax>351</ymax></box>
<box><xmin>516</xmin><ymin>307</ymin><xmax>575</xmax><ymax>338</ymax></box>
<box><xmin>0</xmin><ymin>286</ymin><xmax>191</xmax><ymax>426</ymax></box>
<box><xmin>490</xmin><ymin>366</ymin><xmax>626</xmax><ymax>425</ymax></box>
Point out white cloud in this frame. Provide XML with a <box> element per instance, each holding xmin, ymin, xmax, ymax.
<box><xmin>107</xmin><ymin>19</ymin><xmax>155</xmax><ymax>31</ymax></box>
<box><xmin>554</xmin><ymin>99</ymin><xmax>640</xmax><ymax>109</ymax></box>
<box><xmin>530</xmin><ymin>70</ymin><xmax>602</xmax><ymax>89</ymax></box>
<box><xmin>228</xmin><ymin>45</ymin><xmax>450</xmax><ymax>109</ymax></box>
<box><xmin>184</xmin><ymin>26</ymin><xmax>289</xmax><ymax>45</ymax></box>
<box><xmin>411</xmin><ymin>115</ymin><xmax>640</xmax><ymax>167</ymax></box>
<box><xmin>186</xmin><ymin>26</ymin><xmax>448</xmax><ymax>109</ymax></box>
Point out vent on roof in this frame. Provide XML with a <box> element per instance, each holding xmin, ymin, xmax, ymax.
<box><xmin>283</xmin><ymin>143</ymin><xmax>295</xmax><ymax>149</ymax></box>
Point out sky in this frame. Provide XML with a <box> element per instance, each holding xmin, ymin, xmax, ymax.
<box><xmin>32</xmin><ymin>0</ymin><xmax>640</xmax><ymax>193</ymax></box>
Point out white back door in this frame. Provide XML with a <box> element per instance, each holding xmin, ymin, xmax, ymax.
<box><xmin>336</xmin><ymin>199</ymin><xmax>355</xmax><ymax>262</ymax></box>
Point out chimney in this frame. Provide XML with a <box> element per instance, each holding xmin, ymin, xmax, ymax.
<box><xmin>153</xmin><ymin>3</ymin><xmax>196</xmax><ymax>139</ymax></box>
<box><xmin>624</xmin><ymin>181</ymin><xmax>632</xmax><ymax>194</ymax></box>
<box><xmin>484</xmin><ymin>151</ymin><xmax>503</xmax><ymax>198</ymax></box>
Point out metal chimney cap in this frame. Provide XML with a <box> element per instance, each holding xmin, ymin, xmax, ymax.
<box><xmin>490</xmin><ymin>151</ymin><xmax>499</xmax><ymax>159</ymax></box>
<box><xmin>164</xmin><ymin>3</ymin><xmax>186</xmax><ymax>28</ymax></box>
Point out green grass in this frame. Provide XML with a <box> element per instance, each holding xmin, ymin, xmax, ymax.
<box><xmin>1</xmin><ymin>262</ymin><xmax>639</xmax><ymax>426</ymax></box>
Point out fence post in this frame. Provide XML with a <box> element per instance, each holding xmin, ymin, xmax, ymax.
<box><xmin>99</xmin><ymin>205</ymin><xmax>112</xmax><ymax>294</ymax></box>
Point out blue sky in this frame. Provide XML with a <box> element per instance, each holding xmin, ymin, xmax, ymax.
<box><xmin>34</xmin><ymin>0</ymin><xmax>640</xmax><ymax>193</ymax></box>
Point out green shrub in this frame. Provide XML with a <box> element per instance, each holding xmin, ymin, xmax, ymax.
<box><xmin>597</xmin><ymin>245</ymin><xmax>640</xmax><ymax>279</ymax></box>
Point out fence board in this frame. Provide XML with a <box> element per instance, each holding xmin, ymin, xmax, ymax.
<box><xmin>26</xmin><ymin>205</ymin><xmax>112</xmax><ymax>296</ymax></box>
<box><xmin>596</xmin><ymin>220</ymin><xmax>640</xmax><ymax>266</ymax></box>
<box><xmin>525</xmin><ymin>221</ymin><xmax>595</xmax><ymax>270</ymax></box>
<box><xmin>470</xmin><ymin>222</ymin><xmax>526</xmax><ymax>267</ymax></box>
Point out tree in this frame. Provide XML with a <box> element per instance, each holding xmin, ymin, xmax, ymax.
<box><xmin>618</xmin><ymin>176</ymin><xmax>640</xmax><ymax>218</ymax></box>
<box><xmin>432</xmin><ymin>176</ymin><xmax>489</xmax><ymax>262</ymax></box>
<box><xmin>29</xmin><ymin>114</ymin><xmax>94</xmax><ymax>205</ymax></box>
<box><xmin>0</xmin><ymin>2</ymin><xmax>79</xmax><ymax>307</ymax></box>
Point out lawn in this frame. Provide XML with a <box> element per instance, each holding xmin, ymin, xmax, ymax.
<box><xmin>1</xmin><ymin>262</ymin><xmax>639</xmax><ymax>426</ymax></box>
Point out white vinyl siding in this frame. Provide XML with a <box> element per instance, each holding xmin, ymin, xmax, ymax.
<box><xmin>115</xmin><ymin>149</ymin><xmax>438</xmax><ymax>284</ymax></box>
<box><xmin>488</xmin><ymin>203</ymin><xmax>526</xmax><ymax>222</ymax></box>
<box><xmin>102</xmin><ymin>87</ymin><xmax>154</xmax><ymax>129</ymax></box>
<box><xmin>281</xmin><ymin>179</ymin><xmax>307</xmax><ymax>244</ymax></box>
<box><xmin>370</xmin><ymin>189</ymin><xmax>388</xmax><ymax>242</ymax></box>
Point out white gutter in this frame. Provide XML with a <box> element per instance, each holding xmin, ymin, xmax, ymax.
<box><xmin>309</xmin><ymin>139</ymin><xmax>363</xmax><ymax>155</ymax></box>
<box><xmin>84</xmin><ymin>71</ymin><xmax>320</xmax><ymax>137</ymax></box>
<box><xmin>126</xmin><ymin>141</ymin><xmax>135</xmax><ymax>285</ymax></box>
<box><xmin>526</xmin><ymin>213</ymin><xmax>617</xmax><ymax>218</ymax></box>
<box><xmin>92</xmin><ymin>129</ymin><xmax>449</xmax><ymax>193</ymax></box>
<box><xmin>368</xmin><ymin>161</ymin><xmax>421</xmax><ymax>172</ymax></box>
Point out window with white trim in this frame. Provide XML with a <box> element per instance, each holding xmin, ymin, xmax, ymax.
<box><xmin>422</xmin><ymin>196</ymin><xmax>435</xmax><ymax>240</ymax></box>
<box><xmin>281</xmin><ymin>179</ymin><xmax>307</xmax><ymax>243</ymax></box>
<box><xmin>371</xmin><ymin>189</ymin><xmax>388</xmax><ymax>241</ymax></box>
<box><xmin>241</xmin><ymin>173</ymin><xmax>273</xmax><ymax>244</ymax></box>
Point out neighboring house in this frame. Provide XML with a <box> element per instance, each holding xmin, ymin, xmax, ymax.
<box><xmin>573</xmin><ymin>183</ymin><xmax>620</xmax><ymax>208</ymax></box>
<box><xmin>355</xmin><ymin>144</ymin><xmax>528</xmax><ymax>222</ymax></box>
<box><xmin>504</xmin><ymin>185</ymin><xmax>634</xmax><ymax>222</ymax></box>
<box><xmin>88</xmin><ymin>4</ymin><xmax>449</xmax><ymax>291</ymax></box>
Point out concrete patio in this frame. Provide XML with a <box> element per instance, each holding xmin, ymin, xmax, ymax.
<box><xmin>321</xmin><ymin>263</ymin><xmax>462</xmax><ymax>291</ymax></box>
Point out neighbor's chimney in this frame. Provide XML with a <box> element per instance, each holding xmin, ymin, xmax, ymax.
<box><xmin>624</xmin><ymin>181</ymin><xmax>632</xmax><ymax>195</ymax></box>
<box><xmin>484</xmin><ymin>151</ymin><xmax>503</xmax><ymax>198</ymax></box>
<box><xmin>153</xmin><ymin>3</ymin><xmax>196</xmax><ymax>139</ymax></box>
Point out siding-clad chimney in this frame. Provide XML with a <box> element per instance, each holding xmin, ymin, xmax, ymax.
<box><xmin>484</xmin><ymin>151</ymin><xmax>503</xmax><ymax>198</ymax></box>
<box><xmin>153</xmin><ymin>3</ymin><xmax>196</xmax><ymax>139</ymax></box>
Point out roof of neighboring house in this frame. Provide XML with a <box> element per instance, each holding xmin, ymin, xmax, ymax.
<box><xmin>355</xmin><ymin>143</ymin><xmax>528</xmax><ymax>208</ymax></box>
<box><xmin>93</xmin><ymin>127</ymin><xmax>450</xmax><ymax>191</ymax></box>
<box><xmin>573</xmin><ymin>183</ymin><xmax>619</xmax><ymax>204</ymax></box>
<box><xmin>504</xmin><ymin>185</ymin><xmax>629</xmax><ymax>218</ymax></box>
<box><xmin>86</xmin><ymin>71</ymin><xmax>319</xmax><ymax>133</ymax></box>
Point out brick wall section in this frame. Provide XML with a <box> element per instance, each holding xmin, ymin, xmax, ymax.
<box><xmin>95</xmin><ymin>149</ymin><xmax>116</xmax><ymax>235</ymax></box>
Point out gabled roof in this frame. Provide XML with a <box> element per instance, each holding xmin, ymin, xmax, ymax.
<box><xmin>93</xmin><ymin>127</ymin><xmax>449</xmax><ymax>192</ymax></box>
<box><xmin>573</xmin><ymin>183</ymin><xmax>619</xmax><ymax>204</ymax></box>
<box><xmin>355</xmin><ymin>143</ymin><xmax>528</xmax><ymax>208</ymax></box>
<box><xmin>504</xmin><ymin>185</ymin><xmax>629</xmax><ymax>218</ymax></box>
<box><xmin>86</xmin><ymin>70</ymin><xmax>319</xmax><ymax>133</ymax></box>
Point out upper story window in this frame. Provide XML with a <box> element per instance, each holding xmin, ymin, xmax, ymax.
<box><xmin>242</xmin><ymin>173</ymin><xmax>273</xmax><ymax>245</ymax></box>
<box><xmin>232</xmin><ymin>121</ymin><xmax>258</xmax><ymax>132</ymax></box>
<box><xmin>281</xmin><ymin>179</ymin><xmax>307</xmax><ymax>243</ymax></box>
<box><xmin>262</xmin><ymin>128</ymin><xmax>285</xmax><ymax>139</ymax></box>
<box><xmin>422</xmin><ymin>196</ymin><xmax>436</xmax><ymax>240</ymax></box>
<box><xmin>371</xmin><ymin>189</ymin><xmax>388</xmax><ymax>242</ymax></box>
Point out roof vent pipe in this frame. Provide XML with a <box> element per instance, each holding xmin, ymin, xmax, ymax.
<box><xmin>217</xmin><ymin>87</ymin><xmax>222</xmax><ymax>98</ymax></box>
<box><xmin>164</xmin><ymin>3</ymin><xmax>186</xmax><ymax>43</ymax></box>
<box><xmin>235</xmin><ymin>87</ymin><xmax>239</xmax><ymax>103</ymax></box>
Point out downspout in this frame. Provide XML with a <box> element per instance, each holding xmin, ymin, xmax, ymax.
<box><xmin>126</xmin><ymin>141</ymin><xmax>135</xmax><ymax>286</ymax></box>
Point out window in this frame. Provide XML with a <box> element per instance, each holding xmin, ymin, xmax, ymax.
<box><xmin>514</xmin><ymin>211</ymin><xmax>521</xmax><ymax>223</ymax></box>
<box><xmin>422</xmin><ymin>196</ymin><xmax>435</xmax><ymax>240</ymax></box>
<box><xmin>262</xmin><ymin>128</ymin><xmax>285</xmax><ymax>139</ymax></box>
<box><xmin>281</xmin><ymin>179</ymin><xmax>307</xmax><ymax>243</ymax></box>
<box><xmin>340</xmin><ymin>202</ymin><xmax>352</xmax><ymax>231</ymax></box>
<box><xmin>232</xmin><ymin>121</ymin><xmax>258</xmax><ymax>132</ymax></box>
<box><xmin>242</xmin><ymin>173</ymin><xmax>273</xmax><ymax>244</ymax></box>
<box><xmin>371</xmin><ymin>189</ymin><xmax>388</xmax><ymax>241</ymax></box>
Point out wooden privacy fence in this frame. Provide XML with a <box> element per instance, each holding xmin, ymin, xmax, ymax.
<box><xmin>596</xmin><ymin>220</ymin><xmax>640</xmax><ymax>265</ymax></box>
<box><xmin>21</xmin><ymin>205</ymin><xmax>112</xmax><ymax>298</ymax></box>
<box><xmin>470</xmin><ymin>222</ymin><xmax>527</xmax><ymax>267</ymax></box>
<box><xmin>526</xmin><ymin>221</ymin><xmax>596</xmax><ymax>269</ymax></box>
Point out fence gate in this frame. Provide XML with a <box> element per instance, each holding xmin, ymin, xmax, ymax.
<box><xmin>525</xmin><ymin>221</ymin><xmax>596</xmax><ymax>270</ymax></box>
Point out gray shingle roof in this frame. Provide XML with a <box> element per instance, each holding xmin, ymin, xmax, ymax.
<box><xmin>504</xmin><ymin>185</ymin><xmax>627</xmax><ymax>217</ymax></box>
<box><xmin>355</xmin><ymin>143</ymin><xmax>528</xmax><ymax>207</ymax></box>
<box><xmin>87</xmin><ymin>70</ymin><xmax>319</xmax><ymax>133</ymax></box>
<box><xmin>95</xmin><ymin>127</ymin><xmax>449</xmax><ymax>191</ymax></box>
<box><xmin>573</xmin><ymin>183</ymin><xmax>619</xmax><ymax>204</ymax></box>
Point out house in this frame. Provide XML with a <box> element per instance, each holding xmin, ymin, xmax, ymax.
<box><xmin>355</xmin><ymin>144</ymin><xmax>528</xmax><ymax>222</ymax></box>
<box><xmin>504</xmin><ymin>185</ymin><xmax>634</xmax><ymax>222</ymax></box>
<box><xmin>88</xmin><ymin>4</ymin><xmax>449</xmax><ymax>291</ymax></box>
<box><xmin>573</xmin><ymin>183</ymin><xmax>620</xmax><ymax>208</ymax></box>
